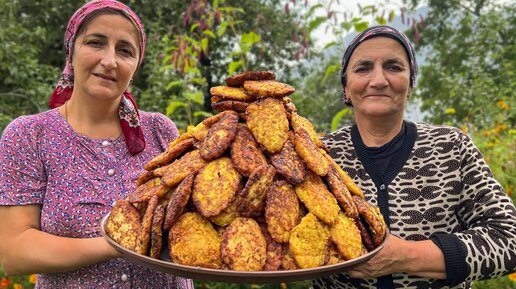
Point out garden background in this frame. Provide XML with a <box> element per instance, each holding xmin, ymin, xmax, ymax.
<box><xmin>0</xmin><ymin>0</ymin><xmax>514</xmax><ymax>288</ymax></box>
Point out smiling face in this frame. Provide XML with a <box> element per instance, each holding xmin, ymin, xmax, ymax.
<box><xmin>71</xmin><ymin>13</ymin><xmax>140</xmax><ymax>103</ymax></box>
<box><xmin>345</xmin><ymin>37</ymin><xmax>411</xmax><ymax>120</ymax></box>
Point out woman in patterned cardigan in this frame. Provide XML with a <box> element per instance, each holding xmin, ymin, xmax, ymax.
<box><xmin>313</xmin><ymin>25</ymin><xmax>516</xmax><ymax>289</ymax></box>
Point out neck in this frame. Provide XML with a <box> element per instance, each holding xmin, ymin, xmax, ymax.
<box><xmin>61</xmin><ymin>96</ymin><xmax>123</xmax><ymax>139</ymax></box>
<box><xmin>355</xmin><ymin>114</ymin><xmax>404</xmax><ymax>147</ymax></box>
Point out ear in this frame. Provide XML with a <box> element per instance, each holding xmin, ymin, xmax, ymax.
<box><xmin>406</xmin><ymin>87</ymin><xmax>412</xmax><ymax>100</ymax></box>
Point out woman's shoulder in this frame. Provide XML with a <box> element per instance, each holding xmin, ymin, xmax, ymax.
<box><xmin>139</xmin><ymin>110</ymin><xmax>172</xmax><ymax>126</ymax></box>
<box><xmin>138</xmin><ymin>110</ymin><xmax>179</xmax><ymax>143</ymax></box>
<box><xmin>322</xmin><ymin>125</ymin><xmax>353</xmax><ymax>143</ymax></box>
<box><xmin>1</xmin><ymin>109</ymin><xmax>60</xmax><ymax>141</ymax></box>
<box><xmin>414</xmin><ymin>122</ymin><xmax>468</xmax><ymax>141</ymax></box>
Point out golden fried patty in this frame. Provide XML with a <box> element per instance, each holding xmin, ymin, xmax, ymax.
<box><xmin>221</xmin><ymin>217</ymin><xmax>267</xmax><ymax>271</ymax></box>
<box><xmin>246</xmin><ymin>97</ymin><xmax>289</xmax><ymax>153</ymax></box>
<box><xmin>199</xmin><ymin>113</ymin><xmax>239</xmax><ymax>161</ymax></box>
<box><xmin>135</xmin><ymin>195</ymin><xmax>160</xmax><ymax>255</ymax></box>
<box><xmin>243</xmin><ymin>80</ymin><xmax>295</xmax><ymax>98</ymax></box>
<box><xmin>237</xmin><ymin>165</ymin><xmax>276</xmax><ymax>217</ymax></box>
<box><xmin>290</xmin><ymin>112</ymin><xmax>323</xmax><ymax>147</ymax></box>
<box><xmin>210</xmin><ymin>86</ymin><xmax>255</xmax><ymax>101</ymax></box>
<box><xmin>258</xmin><ymin>222</ymin><xmax>283</xmax><ymax>271</ymax></box>
<box><xmin>149</xmin><ymin>204</ymin><xmax>165</xmax><ymax>259</ymax></box>
<box><xmin>329</xmin><ymin>211</ymin><xmax>363</xmax><ymax>260</ymax></box>
<box><xmin>289</xmin><ymin>213</ymin><xmax>330</xmax><ymax>269</ymax></box>
<box><xmin>209</xmin><ymin>194</ymin><xmax>241</xmax><ymax>227</ymax></box>
<box><xmin>294</xmin><ymin>128</ymin><xmax>329</xmax><ymax>176</ymax></box>
<box><xmin>320</xmin><ymin>149</ymin><xmax>365</xmax><ymax>198</ymax></box>
<box><xmin>265</xmin><ymin>180</ymin><xmax>300</xmax><ymax>243</ymax></box>
<box><xmin>230</xmin><ymin>125</ymin><xmax>268</xmax><ymax>177</ymax></box>
<box><xmin>201</xmin><ymin>110</ymin><xmax>241</xmax><ymax>127</ymax></box>
<box><xmin>294</xmin><ymin>170</ymin><xmax>340</xmax><ymax>225</ymax></box>
<box><xmin>169</xmin><ymin>212</ymin><xmax>222</xmax><ymax>268</ymax></box>
<box><xmin>324</xmin><ymin>165</ymin><xmax>358</xmax><ymax>218</ymax></box>
<box><xmin>161</xmin><ymin>150</ymin><xmax>207</xmax><ymax>187</ymax></box>
<box><xmin>353</xmin><ymin>195</ymin><xmax>387</xmax><ymax>247</ymax></box>
<box><xmin>144</xmin><ymin>137</ymin><xmax>195</xmax><ymax>171</ymax></box>
<box><xmin>163</xmin><ymin>174</ymin><xmax>195</xmax><ymax>230</ymax></box>
<box><xmin>225</xmin><ymin>71</ymin><xmax>276</xmax><ymax>87</ymax></box>
<box><xmin>105</xmin><ymin>200</ymin><xmax>141</xmax><ymax>251</ymax></box>
<box><xmin>192</xmin><ymin>157</ymin><xmax>242</xmax><ymax>217</ymax></box>
<box><xmin>270</xmin><ymin>137</ymin><xmax>307</xmax><ymax>185</ymax></box>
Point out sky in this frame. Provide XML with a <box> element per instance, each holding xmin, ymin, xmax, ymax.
<box><xmin>310</xmin><ymin>0</ymin><xmax>423</xmax><ymax>49</ymax></box>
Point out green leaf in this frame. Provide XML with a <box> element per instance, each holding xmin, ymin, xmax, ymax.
<box><xmin>375</xmin><ymin>16</ymin><xmax>387</xmax><ymax>25</ymax></box>
<box><xmin>194</xmin><ymin>111</ymin><xmax>213</xmax><ymax>118</ymax></box>
<box><xmin>331</xmin><ymin>108</ymin><xmax>352</xmax><ymax>131</ymax></box>
<box><xmin>388</xmin><ymin>10</ymin><xmax>396</xmax><ymax>22</ymax></box>
<box><xmin>323</xmin><ymin>63</ymin><xmax>341</xmax><ymax>81</ymax></box>
<box><xmin>165</xmin><ymin>80</ymin><xmax>183</xmax><ymax>90</ymax></box>
<box><xmin>305</xmin><ymin>3</ymin><xmax>323</xmax><ymax>19</ymax></box>
<box><xmin>201</xmin><ymin>38</ymin><xmax>209</xmax><ymax>53</ymax></box>
<box><xmin>308</xmin><ymin>16</ymin><xmax>327</xmax><ymax>33</ymax></box>
<box><xmin>361</xmin><ymin>5</ymin><xmax>375</xmax><ymax>15</ymax></box>
<box><xmin>190</xmin><ymin>23</ymin><xmax>200</xmax><ymax>32</ymax></box>
<box><xmin>240</xmin><ymin>31</ymin><xmax>261</xmax><ymax>53</ymax></box>
<box><xmin>218</xmin><ymin>7</ymin><xmax>245</xmax><ymax>14</ymax></box>
<box><xmin>354</xmin><ymin>21</ymin><xmax>369</xmax><ymax>32</ymax></box>
<box><xmin>166</xmin><ymin>101</ymin><xmax>187</xmax><ymax>117</ymax></box>
<box><xmin>212</xmin><ymin>0</ymin><xmax>219</xmax><ymax>9</ymax></box>
<box><xmin>203</xmin><ymin>30</ymin><xmax>216</xmax><ymax>39</ymax></box>
<box><xmin>341</xmin><ymin>21</ymin><xmax>353</xmax><ymax>31</ymax></box>
<box><xmin>183</xmin><ymin>91</ymin><xmax>204</xmax><ymax>104</ymax></box>
<box><xmin>217</xmin><ymin>21</ymin><xmax>228</xmax><ymax>37</ymax></box>
<box><xmin>241</xmin><ymin>31</ymin><xmax>261</xmax><ymax>44</ymax></box>
<box><xmin>323</xmin><ymin>41</ymin><xmax>338</xmax><ymax>50</ymax></box>
<box><xmin>191</xmin><ymin>77</ymin><xmax>207</xmax><ymax>85</ymax></box>
<box><xmin>228</xmin><ymin>60</ymin><xmax>244</xmax><ymax>75</ymax></box>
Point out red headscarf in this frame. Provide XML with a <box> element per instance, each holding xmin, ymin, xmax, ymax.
<box><xmin>49</xmin><ymin>0</ymin><xmax>147</xmax><ymax>156</ymax></box>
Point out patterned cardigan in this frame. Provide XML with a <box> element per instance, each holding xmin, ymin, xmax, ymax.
<box><xmin>313</xmin><ymin>122</ymin><xmax>516</xmax><ymax>289</ymax></box>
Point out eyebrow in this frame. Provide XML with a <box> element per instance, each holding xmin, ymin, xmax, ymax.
<box><xmin>352</xmin><ymin>57</ymin><xmax>406</xmax><ymax>67</ymax></box>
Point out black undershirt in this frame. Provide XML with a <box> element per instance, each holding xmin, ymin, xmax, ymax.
<box><xmin>365</xmin><ymin>122</ymin><xmax>407</xmax><ymax>176</ymax></box>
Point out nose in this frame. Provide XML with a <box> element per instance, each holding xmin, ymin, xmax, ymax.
<box><xmin>370</xmin><ymin>67</ymin><xmax>388</xmax><ymax>89</ymax></box>
<box><xmin>100</xmin><ymin>47</ymin><xmax>117</xmax><ymax>69</ymax></box>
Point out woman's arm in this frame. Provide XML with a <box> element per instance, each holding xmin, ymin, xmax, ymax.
<box><xmin>0</xmin><ymin>205</ymin><xmax>120</xmax><ymax>276</ymax></box>
<box><xmin>347</xmin><ymin>234</ymin><xmax>446</xmax><ymax>279</ymax></box>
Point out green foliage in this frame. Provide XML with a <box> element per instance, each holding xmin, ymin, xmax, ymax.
<box><xmin>291</xmin><ymin>54</ymin><xmax>352</xmax><ymax>134</ymax></box>
<box><xmin>0</xmin><ymin>1</ymin><xmax>60</xmax><ymax>130</ymax></box>
<box><xmin>472</xmin><ymin>275</ymin><xmax>516</xmax><ymax>289</ymax></box>
<box><xmin>412</xmin><ymin>2</ymin><xmax>515</xmax><ymax>130</ymax></box>
<box><xmin>0</xmin><ymin>270</ymin><xmax>36</xmax><ymax>288</ymax></box>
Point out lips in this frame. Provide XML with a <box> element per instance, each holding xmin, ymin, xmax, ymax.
<box><xmin>93</xmin><ymin>73</ymin><xmax>116</xmax><ymax>81</ymax></box>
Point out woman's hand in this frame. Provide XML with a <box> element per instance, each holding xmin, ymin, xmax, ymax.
<box><xmin>0</xmin><ymin>205</ymin><xmax>121</xmax><ymax>275</ymax></box>
<box><xmin>347</xmin><ymin>234</ymin><xmax>447</xmax><ymax>280</ymax></box>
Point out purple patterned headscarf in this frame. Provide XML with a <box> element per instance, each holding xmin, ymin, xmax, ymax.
<box><xmin>341</xmin><ymin>25</ymin><xmax>418</xmax><ymax>106</ymax></box>
<box><xmin>49</xmin><ymin>0</ymin><xmax>147</xmax><ymax>156</ymax></box>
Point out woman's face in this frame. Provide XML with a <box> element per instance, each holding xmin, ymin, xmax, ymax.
<box><xmin>345</xmin><ymin>37</ymin><xmax>411</xmax><ymax>119</ymax></box>
<box><xmin>71</xmin><ymin>14</ymin><xmax>140</xmax><ymax>102</ymax></box>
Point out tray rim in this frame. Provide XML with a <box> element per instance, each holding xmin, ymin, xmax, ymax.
<box><xmin>100</xmin><ymin>213</ymin><xmax>387</xmax><ymax>284</ymax></box>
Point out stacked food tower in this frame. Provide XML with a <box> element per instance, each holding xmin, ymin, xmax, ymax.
<box><xmin>105</xmin><ymin>71</ymin><xmax>387</xmax><ymax>271</ymax></box>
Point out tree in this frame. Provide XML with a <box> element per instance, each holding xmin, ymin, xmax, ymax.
<box><xmin>406</xmin><ymin>0</ymin><xmax>515</xmax><ymax>130</ymax></box>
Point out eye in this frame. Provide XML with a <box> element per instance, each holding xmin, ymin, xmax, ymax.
<box><xmin>353</xmin><ymin>66</ymin><xmax>370</xmax><ymax>73</ymax></box>
<box><xmin>119</xmin><ymin>47</ymin><xmax>135</xmax><ymax>57</ymax></box>
<box><xmin>87</xmin><ymin>39</ymin><xmax>103</xmax><ymax>47</ymax></box>
<box><xmin>387</xmin><ymin>64</ymin><xmax>404</xmax><ymax>71</ymax></box>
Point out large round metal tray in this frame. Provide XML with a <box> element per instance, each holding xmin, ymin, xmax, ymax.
<box><xmin>100</xmin><ymin>213</ymin><xmax>387</xmax><ymax>284</ymax></box>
